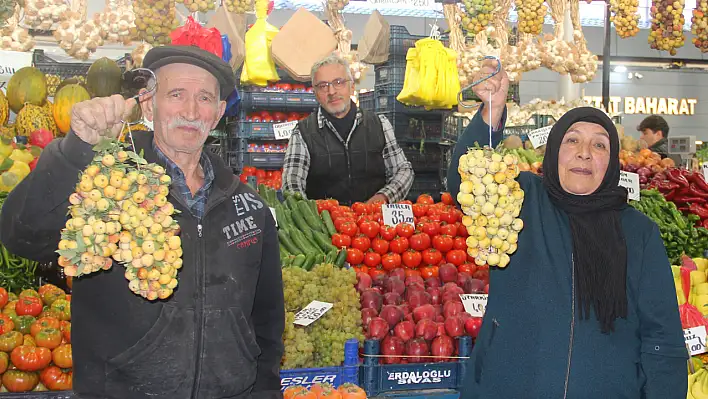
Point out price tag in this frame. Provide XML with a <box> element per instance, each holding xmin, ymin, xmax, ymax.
<box><xmin>382</xmin><ymin>204</ymin><xmax>414</xmax><ymax>227</ymax></box>
<box><xmin>527</xmin><ymin>126</ymin><xmax>552</xmax><ymax>149</ymax></box>
<box><xmin>273</xmin><ymin>121</ymin><xmax>298</xmax><ymax>140</ymax></box>
<box><xmin>0</xmin><ymin>50</ymin><xmax>32</xmax><ymax>88</ymax></box>
<box><xmin>702</xmin><ymin>164</ymin><xmax>708</xmax><ymax>182</ymax></box>
<box><xmin>684</xmin><ymin>326</ymin><xmax>708</xmax><ymax>356</ymax></box>
<box><xmin>619</xmin><ymin>171</ymin><xmax>640</xmax><ymax>201</ymax></box>
<box><xmin>294</xmin><ymin>300</ymin><xmax>333</xmax><ymax>326</ymax></box>
<box><xmin>460</xmin><ymin>294</ymin><xmax>488</xmax><ymax>317</ymax></box>
<box><xmin>270</xmin><ymin>207</ymin><xmax>277</xmax><ymax>227</ymax></box>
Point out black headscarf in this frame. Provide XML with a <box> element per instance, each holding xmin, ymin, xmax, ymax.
<box><xmin>542</xmin><ymin>107</ymin><xmax>629</xmax><ymax>333</ymax></box>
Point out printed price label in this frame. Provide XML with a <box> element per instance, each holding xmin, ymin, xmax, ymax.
<box><xmin>460</xmin><ymin>294</ymin><xmax>488</xmax><ymax>317</ymax></box>
<box><xmin>270</xmin><ymin>207</ymin><xmax>277</xmax><ymax>227</ymax></box>
<box><xmin>702</xmin><ymin>164</ymin><xmax>708</xmax><ymax>182</ymax></box>
<box><xmin>294</xmin><ymin>300</ymin><xmax>333</xmax><ymax>326</ymax></box>
<box><xmin>382</xmin><ymin>204</ymin><xmax>414</xmax><ymax>227</ymax></box>
<box><xmin>684</xmin><ymin>326</ymin><xmax>707</xmax><ymax>356</ymax></box>
<box><xmin>619</xmin><ymin>171</ymin><xmax>640</xmax><ymax>201</ymax></box>
<box><xmin>0</xmin><ymin>50</ymin><xmax>32</xmax><ymax>87</ymax></box>
<box><xmin>527</xmin><ymin>126</ymin><xmax>552</xmax><ymax>149</ymax></box>
<box><xmin>273</xmin><ymin>121</ymin><xmax>298</xmax><ymax>140</ymax></box>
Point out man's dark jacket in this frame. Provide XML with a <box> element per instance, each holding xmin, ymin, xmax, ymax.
<box><xmin>0</xmin><ymin>131</ymin><xmax>284</xmax><ymax>399</ymax></box>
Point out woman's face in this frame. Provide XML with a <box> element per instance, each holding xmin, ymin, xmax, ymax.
<box><xmin>557</xmin><ymin>121</ymin><xmax>611</xmax><ymax>195</ymax></box>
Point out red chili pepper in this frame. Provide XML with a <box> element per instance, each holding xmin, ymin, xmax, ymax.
<box><xmin>703</xmin><ymin>219</ymin><xmax>708</xmax><ymax>229</ymax></box>
<box><xmin>655</xmin><ymin>181</ymin><xmax>680</xmax><ymax>192</ymax></box>
<box><xmin>688</xmin><ymin>184</ymin><xmax>708</xmax><ymax>199</ymax></box>
<box><xmin>664</xmin><ymin>189</ymin><xmax>677</xmax><ymax>201</ymax></box>
<box><xmin>674</xmin><ymin>196</ymin><xmax>707</xmax><ymax>204</ymax></box>
<box><xmin>690</xmin><ymin>203</ymin><xmax>708</xmax><ymax>219</ymax></box>
<box><xmin>690</xmin><ymin>173</ymin><xmax>708</xmax><ymax>193</ymax></box>
<box><xmin>666</xmin><ymin>169</ymin><xmax>690</xmax><ymax>187</ymax></box>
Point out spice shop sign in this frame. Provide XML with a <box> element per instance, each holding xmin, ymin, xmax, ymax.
<box><xmin>583</xmin><ymin>96</ymin><xmax>697</xmax><ymax>116</ymax></box>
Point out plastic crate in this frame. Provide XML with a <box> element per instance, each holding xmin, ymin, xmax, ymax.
<box><xmin>442</xmin><ymin>114</ymin><xmax>470</xmax><ymax>142</ymax></box>
<box><xmin>33</xmin><ymin>49</ymin><xmax>130</xmax><ymax>80</ymax></box>
<box><xmin>402</xmin><ymin>142</ymin><xmax>446</xmax><ymax>173</ymax></box>
<box><xmin>389</xmin><ymin>25</ymin><xmax>448</xmax><ymax>58</ymax></box>
<box><xmin>410</xmin><ymin>173</ymin><xmax>444</xmax><ymax>194</ymax></box>
<box><xmin>374</xmin><ymin>84</ymin><xmax>448</xmax><ymax>116</ymax></box>
<box><xmin>238</xmin><ymin>121</ymin><xmax>282</xmax><ymax>140</ymax></box>
<box><xmin>280</xmin><ymin>339</ymin><xmax>359</xmax><ymax>391</ymax></box>
<box><xmin>240</xmin><ymin>90</ymin><xmax>318</xmax><ymax>111</ymax></box>
<box><xmin>381</xmin><ymin>112</ymin><xmax>444</xmax><ymax>143</ymax></box>
<box><xmin>229</xmin><ymin>151</ymin><xmax>286</xmax><ymax>171</ymax></box>
<box><xmin>0</xmin><ymin>393</ymin><xmax>74</xmax><ymax>398</ymax></box>
<box><xmin>359</xmin><ymin>336</ymin><xmax>472</xmax><ymax>396</ymax></box>
<box><xmin>359</xmin><ymin>91</ymin><xmax>374</xmax><ymax>112</ymax></box>
<box><xmin>374</xmin><ymin>60</ymin><xmax>406</xmax><ymax>87</ymax></box>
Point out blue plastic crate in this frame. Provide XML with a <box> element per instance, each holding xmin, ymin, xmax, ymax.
<box><xmin>239</xmin><ymin>121</ymin><xmax>282</xmax><ymax>140</ymax></box>
<box><xmin>240</xmin><ymin>90</ymin><xmax>318</xmax><ymax>111</ymax></box>
<box><xmin>442</xmin><ymin>114</ymin><xmax>470</xmax><ymax>142</ymax></box>
<box><xmin>280</xmin><ymin>339</ymin><xmax>359</xmax><ymax>391</ymax></box>
<box><xmin>410</xmin><ymin>173</ymin><xmax>444</xmax><ymax>193</ymax></box>
<box><xmin>388</xmin><ymin>25</ymin><xmax>448</xmax><ymax>58</ymax></box>
<box><xmin>359</xmin><ymin>91</ymin><xmax>374</xmax><ymax>111</ymax></box>
<box><xmin>360</xmin><ymin>336</ymin><xmax>472</xmax><ymax>397</ymax></box>
<box><xmin>380</xmin><ymin>112</ymin><xmax>444</xmax><ymax>143</ymax></box>
<box><xmin>374</xmin><ymin>62</ymin><xmax>406</xmax><ymax>87</ymax></box>
<box><xmin>374</xmin><ymin>83</ymin><xmax>449</xmax><ymax>115</ymax></box>
<box><xmin>230</xmin><ymin>151</ymin><xmax>286</xmax><ymax>171</ymax></box>
<box><xmin>402</xmin><ymin>142</ymin><xmax>446</xmax><ymax>173</ymax></box>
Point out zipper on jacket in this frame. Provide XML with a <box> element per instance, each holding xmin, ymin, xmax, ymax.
<box><xmin>563</xmin><ymin>256</ymin><xmax>576</xmax><ymax>399</ymax></box>
<box><xmin>197</xmin><ymin>224</ymin><xmax>203</xmax><ymax>238</ymax></box>
<box><xmin>190</xmin><ymin>220</ymin><xmax>206</xmax><ymax>398</ymax></box>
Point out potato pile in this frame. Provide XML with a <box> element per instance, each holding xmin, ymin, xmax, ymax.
<box><xmin>56</xmin><ymin>139</ymin><xmax>182</xmax><ymax>301</ymax></box>
<box><xmin>457</xmin><ymin>148</ymin><xmax>525</xmax><ymax>268</ymax></box>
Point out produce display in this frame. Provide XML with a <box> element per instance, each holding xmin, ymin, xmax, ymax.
<box><xmin>133</xmin><ymin>0</ymin><xmax>178</xmax><ymax>45</ymax></box>
<box><xmin>609</xmin><ymin>0</ymin><xmax>640</xmax><ymax>38</ymax></box>
<box><xmin>22</xmin><ymin>0</ymin><xmax>69</xmax><ymax>30</ymax></box>
<box><xmin>53</xmin><ymin>10</ymin><xmax>104</xmax><ymax>61</ymax></box>
<box><xmin>515</xmin><ymin>0</ymin><xmax>547</xmax><ymax>35</ymax></box>
<box><xmin>224</xmin><ymin>0</ymin><xmax>255</xmax><ymax>13</ymax></box>
<box><xmin>0</xmin><ymin>191</ymin><xmax>39</xmax><ymax>293</ymax></box>
<box><xmin>648</xmin><ymin>0</ymin><xmax>686</xmax><ymax>55</ymax></box>
<box><xmin>243</xmin><ymin>111</ymin><xmax>311</xmax><ymax>123</ymax></box>
<box><xmin>175</xmin><ymin>0</ymin><xmax>216</xmax><ymax>13</ymax></box>
<box><xmin>0</xmin><ymin>284</ymin><xmax>72</xmax><ymax>392</ymax></box>
<box><xmin>644</xmin><ymin>168</ymin><xmax>708</xmax><ymax>229</ymax></box>
<box><xmin>692</xmin><ymin>1</ymin><xmax>708</xmax><ymax>52</ymax></box>
<box><xmin>284</xmin><ymin>383</ymin><xmax>368</xmax><ymax>399</ymax></box>
<box><xmin>96</xmin><ymin>0</ymin><xmax>136</xmax><ymax>45</ymax></box>
<box><xmin>240</xmin><ymin>167</ymin><xmax>282</xmax><ymax>188</ymax></box>
<box><xmin>56</xmin><ymin>139</ymin><xmax>182</xmax><ymax>301</ymax></box>
<box><xmin>460</xmin><ymin>0</ymin><xmax>494</xmax><ymax>35</ymax></box>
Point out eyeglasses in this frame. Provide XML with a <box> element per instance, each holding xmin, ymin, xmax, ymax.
<box><xmin>314</xmin><ymin>78</ymin><xmax>350</xmax><ymax>92</ymax></box>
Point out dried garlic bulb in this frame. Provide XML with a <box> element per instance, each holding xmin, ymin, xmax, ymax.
<box><xmin>133</xmin><ymin>0</ymin><xmax>179</xmax><ymax>46</ymax></box>
<box><xmin>224</xmin><ymin>0</ymin><xmax>254</xmax><ymax>13</ymax></box>
<box><xmin>503</xmin><ymin>98</ymin><xmax>614</xmax><ymax>127</ymax></box>
<box><xmin>1</xmin><ymin>4</ymin><xmax>34</xmax><ymax>52</ymax></box>
<box><xmin>131</xmin><ymin>42</ymin><xmax>153</xmax><ymax>68</ymax></box>
<box><xmin>692</xmin><ymin>0</ymin><xmax>708</xmax><ymax>52</ymax></box>
<box><xmin>23</xmin><ymin>0</ymin><xmax>69</xmax><ymax>30</ymax></box>
<box><xmin>327</xmin><ymin>0</ymin><xmax>349</xmax><ymax>12</ymax></box>
<box><xmin>458</xmin><ymin>28</ymin><xmax>501</xmax><ymax>87</ymax></box>
<box><xmin>176</xmin><ymin>0</ymin><xmax>216</xmax><ymax>13</ymax></box>
<box><xmin>53</xmin><ymin>11</ymin><xmax>104</xmax><ymax>60</ymax></box>
<box><xmin>96</xmin><ymin>0</ymin><xmax>135</xmax><ymax>44</ymax></box>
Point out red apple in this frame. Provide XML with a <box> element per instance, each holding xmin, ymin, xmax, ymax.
<box><xmin>356</xmin><ymin>272</ymin><xmax>372</xmax><ymax>292</ymax></box>
<box><xmin>380</xmin><ymin>305</ymin><xmax>403</xmax><ymax>329</ymax></box>
<box><xmin>439</xmin><ymin>263</ymin><xmax>458</xmax><ymax>284</ymax></box>
<box><xmin>412</xmin><ymin>304</ymin><xmax>436</xmax><ymax>323</ymax></box>
<box><xmin>443</xmin><ymin>301</ymin><xmax>465</xmax><ymax>319</ymax></box>
<box><xmin>427</xmin><ymin>287</ymin><xmax>442</xmax><ymax>305</ymax></box>
<box><xmin>465</xmin><ymin>317</ymin><xmax>483</xmax><ymax>338</ymax></box>
<box><xmin>360</xmin><ymin>288</ymin><xmax>383</xmax><ymax>312</ymax></box>
<box><xmin>415</xmin><ymin>319</ymin><xmax>438</xmax><ymax>341</ymax></box>
<box><xmin>381</xmin><ymin>335</ymin><xmax>405</xmax><ymax>364</ymax></box>
<box><xmin>367</xmin><ymin>317</ymin><xmax>389</xmax><ymax>340</ymax></box>
<box><xmin>444</xmin><ymin>315</ymin><xmax>465</xmax><ymax>338</ymax></box>
<box><xmin>407</xmin><ymin>290</ymin><xmax>431</xmax><ymax>308</ymax></box>
<box><xmin>384</xmin><ymin>292</ymin><xmax>402</xmax><ymax>305</ymax></box>
<box><xmin>431</xmin><ymin>335</ymin><xmax>455</xmax><ymax>362</ymax></box>
<box><xmin>389</xmin><ymin>268</ymin><xmax>406</xmax><ymax>281</ymax></box>
<box><xmin>361</xmin><ymin>308</ymin><xmax>378</xmax><ymax>328</ymax></box>
<box><xmin>394</xmin><ymin>320</ymin><xmax>416</xmax><ymax>342</ymax></box>
<box><xmin>385</xmin><ymin>276</ymin><xmax>405</xmax><ymax>296</ymax></box>
<box><xmin>405</xmin><ymin>337</ymin><xmax>430</xmax><ymax>363</ymax></box>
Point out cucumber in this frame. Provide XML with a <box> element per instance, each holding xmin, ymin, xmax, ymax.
<box><xmin>313</xmin><ymin>231</ymin><xmax>337</xmax><ymax>253</ymax></box>
<box><xmin>283</xmin><ymin>209</ymin><xmax>296</xmax><ymax>227</ymax></box>
<box><xmin>278</xmin><ymin>230</ymin><xmax>300</xmax><ymax>254</ymax></box>
<box><xmin>275</xmin><ymin>206</ymin><xmax>290</xmax><ymax>230</ymax></box>
<box><xmin>335</xmin><ymin>248</ymin><xmax>347</xmax><ymax>267</ymax></box>
<box><xmin>292</xmin><ymin>254</ymin><xmax>306</xmax><ymax>268</ymax></box>
<box><xmin>279</xmin><ymin>244</ymin><xmax>290</xmax><ymax>257</ymax></box>
<box><xmin>308</xmin><ymin>200</ymin><xmax>319</xmax><ymax>218</ymax></box>
<box><xmin>298</xmin><ymin>201</ymin><xmax>325</xmax><ymax>233</ymax></box>
<box><xmin>290</xmin><ymin>230</ymin><xmax>320</xmax><ymax>254</ymax></box>
<box><xmin>315</xmin><ymin>253</ymin><xmax>325</xmax><ymax>266</ymax></box>
<box><xmin>303</xmin><ymin>234</ymin><xmax>324</xmax><ymax>254</ymax></box>
<box><xmin>293</xmin><ymin>191</ymin><xmax>304</xmax><ymax>201</ymax></box>
<box><xmin>285</xmin><ymin>195</ymin><xmax>299</xmax><ymax>211</ymax></box>
<box><xmin>303</xmin><ymin>253</ymin><xmax>317</xmax><ymax>271</ymax></box>
<box><xmin>321</xmin><ymin>210</ymin><xmax>337</xmax><ymax>237</ymax></box>
<box><xmin>290</xmin><ymin>210</ymin><xmax>314</xmax><ymax>240</ymax></box>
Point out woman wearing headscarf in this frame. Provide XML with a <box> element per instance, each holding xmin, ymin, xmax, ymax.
<box><xmin>449</xmin><ymin>62</ymin><xmax>687</xmax><ymax>399</ymax></box>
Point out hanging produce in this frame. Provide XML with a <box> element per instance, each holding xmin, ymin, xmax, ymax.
<box><xmin>224</xmin><ymin>0</ymin><xmax>254</xmax><ymax>13</ymax></box>
<box><xmin>609</xmin><ymin>0</ymin><xmax>640</xmax><ymax>38</ymax></box>
<box><xmin>0</xmin><ymin>0</ymin><xmax>16</xmax><ymax>26</ymax></box>
<box><xmin>397</xmin><ymin>37</ymin><xmax>460</xmax><ymax>110</ymax></box>
<box><xmin>133</xmin><ymin>0</ymin><xmax>178</xmax><ymax>45</ymax></box>
<box><xmin>457</xmin><ymin>147</ymin><xmax>525</xmax><ymax>268</ymax></box>
<box><xmin>568</xmin><ymin>0</ymin><xmax>598</xmax><ymax>83</ymax></box>
<box><xmin>96</xmin><ymin>0</ymin><xmax>135</xmax><ymax>45</ymax></box>
<box><xmin>130</xmin><ymin>43</ymin><xmax>153</xmax><ymax>68</ymax></box>
<box><xmin>0</xmin><ymin>5</ymin><xmax>34</xmax><ymax>52</ymax></box>
<box><xmin>648</xmin><ymin>0</ymin><xmax>685</xmax><ymax>55</ymax></box>
<box><xmin>22</xmin><ymin>0</ymin><xmax>69</xmax><ymax>30</ymax></box>
<box><xmin>175</xmin><ymin>0</ymin><xmax>216</xmax><ymax>13</ymax></box>
<box><xmin>691</xmin><ymin>1</ymin><xmax>708</xmax><ymax>52</ymax></box>
<box><xmin>514</xmin><ymin>0</ymin><xmax>547</xmax><ymax>36</ymax></box>
<box><xmin>53</xmin><ymin>11</ymin><xmax>103</xmax><ymax>60</ymax></box>
<box><xmin>56</xmin><ymin>140</ymin><xmax>183</xmax><ymax>301</ymax></box>
<box><xmin>327</xmin><ymin>0</ymin><xmax>349</xmax><ymax>12</ymax></box>
<box><xmin>461</xmin><ymin>0</ymin><xmax>494</xmax><ymax>35</ymax></box>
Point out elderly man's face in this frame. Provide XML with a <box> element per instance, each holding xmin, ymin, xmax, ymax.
<box><xmin>142</xmin><ymin>63</ymin><xmax>226</xmax><ymax>154</ymax></box>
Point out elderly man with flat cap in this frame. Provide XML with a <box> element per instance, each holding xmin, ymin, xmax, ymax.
<box><xmin>0</xmin><ymin>45</ymin><xmax>284</xmax><ymax>399</ymax></box>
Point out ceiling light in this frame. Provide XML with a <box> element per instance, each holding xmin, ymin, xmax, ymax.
<box><xmin>614</xmin><ymin>65</ymin><xmax>627</xmax><ymax>73</ymax></box>
<box><xmin>697</xmin><ymin>140</ymin><xmax>704</xmax><ymax>145</ymax></box>
<box><xmin>628</xmin><ymin>72</ymin><xmax>633</xmax><ymax>79</ymax></box>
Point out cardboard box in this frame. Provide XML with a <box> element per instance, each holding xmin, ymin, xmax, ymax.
<box><xmin>206</xmin><ymin>7</ymin><xmax>247</xmax><ymax>70</ymax></box>
<box><xmin>358</xmin><ymin>11</ymin><xmax>390</xmax><ymax>65</ymax></box>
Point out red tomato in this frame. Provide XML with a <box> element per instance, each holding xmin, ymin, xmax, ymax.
<box><xmin>242</xmin><ymin>166</ymin><xmax>256</xmax><ymax>176</ymax></box>
<box><xmin>420</xmin><ymin>266</ymin><xmax>439</xmax><ymax>279</ymax></box>
<box><xmin>396</xmin><ymin>223</ymin><xmax>415</xmax><ymax>238</ymax></box>
<box><xmin>411</xmin><ymin>204</ymin><xmax>427</xmax><ymax>218</ymax></box>
<box><xmin>440</xmin><ymin>223</ymin><xmax>458</xmax><ymax>237</ymax></box>
<box><xmin>446</xmin><ymin>249</ymin><xmax>467</xmax><ymax>266</ymax></box>
<box><xmin>0</xmin><ymin>315</ymin><xmax>14</xmax><ymax>335</ymax></box>
<box><xmin>457</xmin><ymin>223</ymin><xmax>469</xmax><ymax>237</ymax></box>
<box><xmin>369</xmin><ymin>268</ymin><xmax>387</xmax><ymax>280</ymax></box>
<box><xmin>352</xmin><ymin>265</ymin><xmax>368</xmax><ymax>274</ymax></box>
<box><xmin>381</xmin><ymin>253</ymin><xmax>401</xmax><ymax>271</ymax></box>
<box><xmin>433</xmin><ymin>235</ymin><xmax>454</xmax><ymax>253</ymax></box>
<box><xmin>441</xmin><ymin>192</ymin><xmax>454</xmax><ymax>205</ymax></box>
<box><xmin>352</xmin><ymin>202</ymin><xmax>368</xmax><ymax>215</ymax></box>
<box><xmin>11</xmin><ymin>346</ymin><xmax>51</xmax><ymax>372</ymax></box>
<box><xmin>402</xmin><ymin>250</ymin><xmax>422</xmax><ymax>268</ymax></box>
<box><xmin>389</xmin><ymin>237</ymin><xmax>409</xmax><ymax>254</ymax></box>
<box><xmin>421</xmin><ymin>222</ymin><xmax>440</xmax><ymax>237</ymax></box>
<box><xmin>346</xmin><ymin>248</ymin><xmax>364</xmax><ymax>265</ymax></box>
<box><xmin>364</xmin><ymin>252</ymin><xmax>382</xmax><ymax>268</ymax></box>
<box><xmin>338</xmin><ymin>221</ymin><xmax>359</xmax><ymax>238</ymax></box>
<box><xmin>0</xmin><ymin>288</ymin><xmax>8</xmax><ymax>309</ymax></box>
<box><xmin>458</xmin><ymin>263</ymin><xmax>477</xmax><ymax>275</ymax></box>
<box><xmin>422</xmin><ymin>248</ymin><xmax>443</xmax><ymax>265</ymax></box>
<box><xmin>416</xmin><ymin>194</ymin><xmax>435</xmax><ymax>205</ymax></box>
<box><xmin>360</xmin><ymin>221</ymin><xmax>380</xmax><ymax>239</ymax></box>
<box><xmin>371</xmin><ymin>238</ymin><xmax>389</xmax><ymax>255</ymax></box>
<box><xmin>352</xmin><ymin>236</ymin><xmax>371</xmax><ymax>252</ymax></box>
<box><xmin>453</xmin><ymin>237</ymin><xmax>467</xmax><ymax>251</ymax></box>
<box><xmin>409</xmin><ymin>233</ymin><xmax>431</xmax><ymax>252</ymax></box>
<box><xmin>440</xmin><ymin>210</ymin><xmax>458</xmax><ymax>225</ymax></box>
<box><xmin>379</xmin><ymin>225</ymin><xmax>397</xmax><ymax>241</ymax></box>
<box><xmin>404</xmin><ymin>268</ymin><xmax>422</xmax><ymax>278</ymax></box>
<box><xmin>16</xmin><ymin>297</ymin><xmax>42</xmax><ymax>317</ymax></box>
<box><xmin>255</xmin><ymin>169</ymin><xmax>267</xmax><ymax>179</ymax></box>
<box><xmin>331</xmin><ymin>234</ymin><xmax>352</xmax><ymax>248</ymax></box>
<box><xmin>40</xmin><ymin>366</ymin><xmax>72</xmax><ymax>391</ymax></box>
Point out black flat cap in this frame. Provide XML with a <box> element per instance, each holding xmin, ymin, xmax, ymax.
<box><xmin>143</xmin><ymin>45</ymin><xmax>235</xmax><ymax>100</ymax></box>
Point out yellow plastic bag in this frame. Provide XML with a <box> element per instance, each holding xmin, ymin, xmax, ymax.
<box><xmin>241</xmin><ymin>0</ymin><xmax>279</xmax><ymax>86</ymax></box>
<box><xmin>397</xmin><ymin>48</ymin><xmax>422</xmax><ymax>106</ymax></box>
<box><xmin>397</xmin><ymin>38</ymin><xmax>460</xmax><ymax>109</ymax></box>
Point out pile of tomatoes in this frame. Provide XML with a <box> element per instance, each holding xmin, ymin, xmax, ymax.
<box><xmin>317</xmin><ymin>193</ymin><xmax>489</xmax><ymax>285</ymax></box>
<box><xmin>0</xmin><ymin>284</ymin><xmax>72</xmax><ymax>392</ymax></box>
<box><xmin>240</xmin><ymin>167</ymin><xmax>283</xmax><ymax>189</ymax></box>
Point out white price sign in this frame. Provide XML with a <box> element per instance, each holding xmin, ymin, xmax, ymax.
<box><xmin>684</xmin><ymin>326</ymin><xmax>708</xmax><ymax>356</ymax></box>
<box><xmin>619</xmin><ymin>171</ymin><xmax>640</xmax><ymax>201</ymax></box>
<box><xmin>0</xmin><ymin>51</ymin><xmax>32</xmax><ymax>89</ymax></box>
<box><xmin>527</xmin><ymin>126</ymin><xmax>552</xmax><ymax>149</ymax></box>
<box><xmin>382</xmin><ymin>204</ymin><xmax>414</xmax><ymax>227</ymax></box>
<box><xmin>294</xmin><ymin>300</ymin><xmax>333</xmax><ymax>326</ymax></box>
<box><xmin>460</xmin><ymin>294</ymin><xmax>488</xmax><ymax>317</ymax></box>
<box><xmin>702</xmin><ymin>164</ymin><xmax>708</xmax><ymax>182</ymax></box>
<box><xmin>273</xmin><ymin>121</ymin><xmax>298</xmax><ymax>140</ymax></box>
<box><xmin>270</xmin><ymin>207</ymin><xmax>277</xmax><ymax>227</ymax></box>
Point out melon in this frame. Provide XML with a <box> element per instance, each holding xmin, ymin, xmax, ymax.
<box><xmin>7</xmin><ymin>67</ymin><xmax>48</xmax><ymax>114</ymax></box>
<box><xmin>86</xmin><ymin>58</ymin><xmax>122</xmax><ymax>98</ymax></box>
<box><xmin>0</xmin><ymin>90</ymin><xmax>7</xmax><ymax>125</ymax></box>
<box><xmin>15</xmin><ymin>104</ymin><xmax>58</xmax><ymax>137</ymax></box>
<box><xmin>53</xmin><ymin>84</ymin><xmax>91</xmax><ymax>134</ymax></box>
<box><xmin>56</xmin><ymin>77</ymin><xmax>88</xmax><ymax>94</ymax></box>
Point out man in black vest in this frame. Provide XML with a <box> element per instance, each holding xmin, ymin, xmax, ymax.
<box><xmin>282</xmin><ymin>54</ymin><xmax>414</xmax><ymax>204</ymax></box>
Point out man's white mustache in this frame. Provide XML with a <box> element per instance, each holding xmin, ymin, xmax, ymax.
<box><xmin>168</xmin><ymin>118</ymin><xmax>209</xmax><ymax>133</ymax></box>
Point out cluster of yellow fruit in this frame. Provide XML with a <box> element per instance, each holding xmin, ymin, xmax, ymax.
<box><xmin>609</xmin><ymin>0</ymin><xmax>640</xmax><ymax>38</ymax></box>
<box><xmin>0</xmin><ymin>142</ymin><xmax>36</xmax><ymax>193</ymax></box>
<box><xmin>457</xmin><ymin>148</ymin><xmax>525</xmax><ymax>268</ymax></box>
<box><xmin>692</xmin><ymin>3</ymin><xmax>708</xmax><ymax>52</ymax></box>
<box><xmin>56</xmin><ymin>140</ymin><xmax>182</xmax><ymax>301</ymax></box>
<box><xmin>176</xmin><ymin>0</ymin><xmax>216</xmax><ymax>13</ymax></box>
<box><xmin>673</xmin><ymin>258</ymin><xmax>708</xmax><ymax>313</ymax></box>
<box><xmin>648</xmin><ymin>0</ymin><xmax>686</xmax><ymax>55</ymax></box>
<box><xmin>461</xmin><ymin>0</ymin><xmax>494</xmax><ymax>35</ymax></box>
<box><xmin>515</xmin><ymin>0</ymin><xmax>547</xmax><ymax>36</ymax></box>
<box><xmin>689</xmin><ymin>367</ymin><xmax>708</xmax><ymax>399</ymax></box>
<box><xmin>132</xmin><ymin>0</ymin><xmax>180</xmax><ymax>45</ymax></box>
<box><xmin>224</xmin><ymin>0</ymin><xmax>254</xmax><ymax>13</ymax></box>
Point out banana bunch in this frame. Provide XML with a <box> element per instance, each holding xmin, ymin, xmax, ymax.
<box><xmin>690</xmin><ymin>368</ymin><xmax>708</xmax><ymax>399</ymax></box>
<box><xmin>672</xmin><ymin>257</ymin><xmax>708</xmax><ymax>314</ymax></box>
